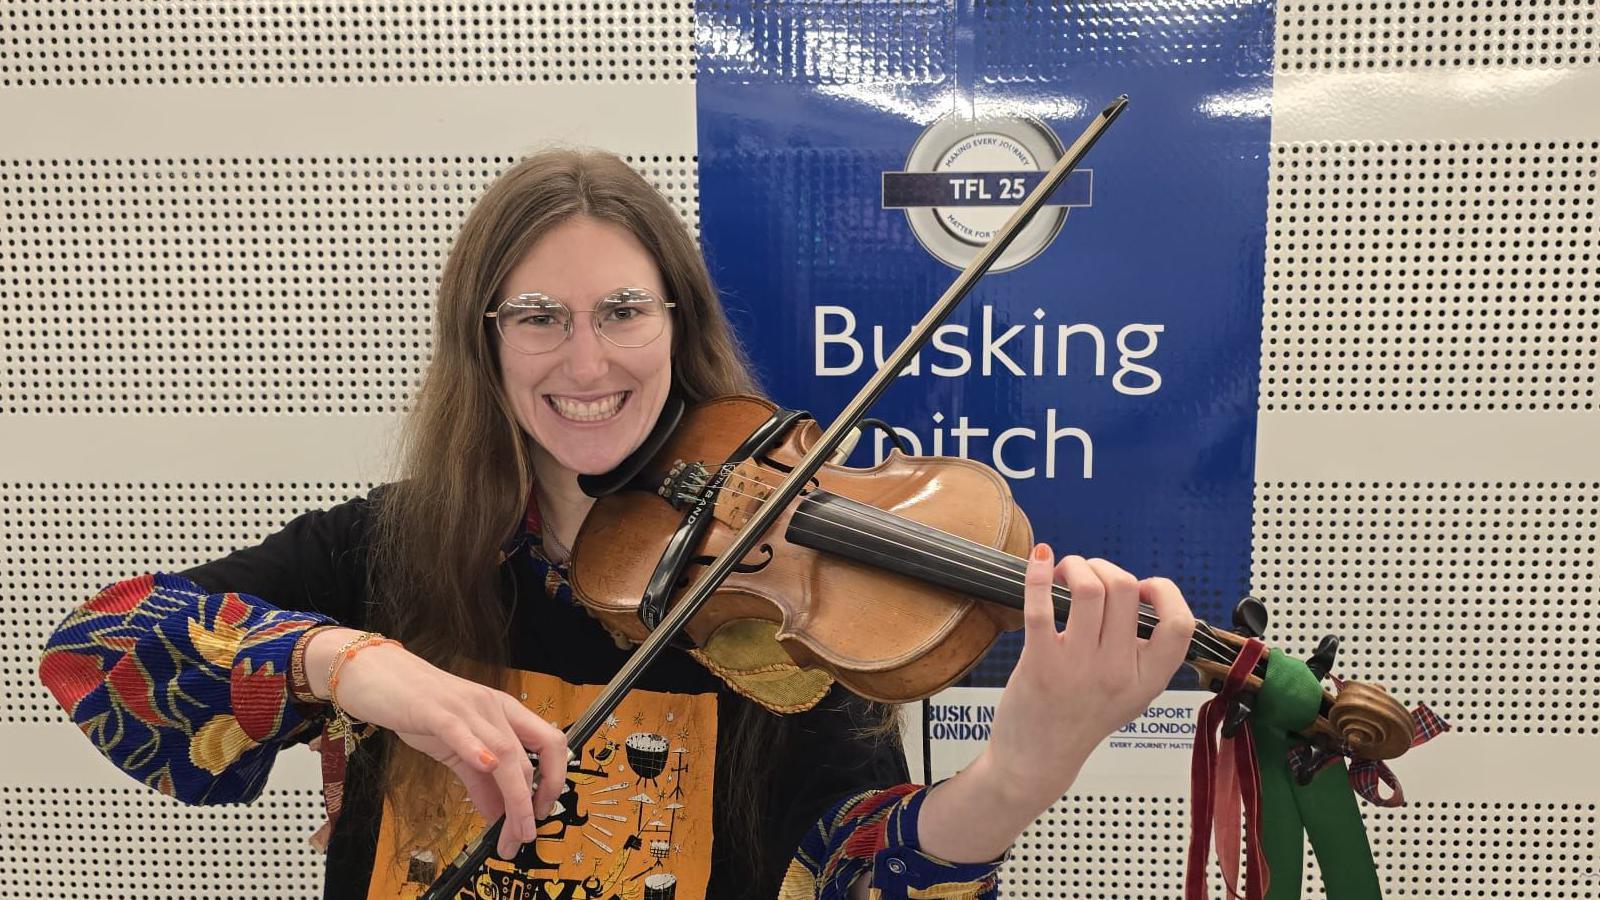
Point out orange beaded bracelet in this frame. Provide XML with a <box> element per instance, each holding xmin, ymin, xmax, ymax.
<box><xmin>316</xmin><ymin>632</ymin><xmax>404</xmax><ymax>761</ymax></box>
<box><xmin>325</xmin><ymin>632</ymin><xmax>404</xmax><ymax>711</ymax></box>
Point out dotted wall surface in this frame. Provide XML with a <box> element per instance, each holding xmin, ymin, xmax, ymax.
<box><xmin>1253</xmin><ymin>481</ymin><xmax>1599</xmax><ymax>735</ymax></box>
<box><xmin>1262</xmin><ymin>141</ymin><xmax>1598</xmax><ymax>412</ymax></box>
<box><xmin>0</xmin><ymin>155</ymin><xmax>698</xmax><ymax>415</ymax></box>
<box><xmin>1002</xmin><ymin>797</ymin><xmax>1599</xmax><ymax>899</ymax></box>
<box><xmin>1278</xmin><ymin>0</ymin><xmax>1598</xmax><ymax>71</ymax></box>
<box><xmin>0</xmin><ymin>1</ymin><xmax>696</xmax><ymax>86</ymax></box>
<box><xmin>2</xmin><ymin>787</ymin><xmax>327</xmax><ymax>897</ymax></box>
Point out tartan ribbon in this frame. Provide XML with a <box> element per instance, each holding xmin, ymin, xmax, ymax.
<box><xmin>1187</xmin><ymin>637</ymin><xmax>1270</xmax><ymax>900</ymax></box>
<box><xmin>1285</xmin><ymin>683</ymin><xmax>1452</xmax><ymax>809</ymax></box>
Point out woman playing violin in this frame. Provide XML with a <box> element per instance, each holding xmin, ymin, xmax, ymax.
<box><xmin>39</xmin><ymin>148</ymin><xmax>1196</xmax><ymax>900</ymax></box>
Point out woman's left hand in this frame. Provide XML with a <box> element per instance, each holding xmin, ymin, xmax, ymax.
<box><xmin>980</xmin><ymin>545</ymin><xmax>1197</xmax><ymax>814</ymax></box>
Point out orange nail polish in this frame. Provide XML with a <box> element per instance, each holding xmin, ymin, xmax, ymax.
<box><xmin>479</xmin><ymin>749</ymin><xmax>498</xmax><ymax>768</ymax></box>
<box><xmin>1032</xmin><ymin>543</ymin><xmax>1051</xmax><ymax>561</ymax></box>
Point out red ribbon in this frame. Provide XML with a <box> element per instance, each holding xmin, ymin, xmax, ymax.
<box><xmin>1186</xmin><ymin>637</ymin><xmax>1269</xmax><ymax>900</ymax></box>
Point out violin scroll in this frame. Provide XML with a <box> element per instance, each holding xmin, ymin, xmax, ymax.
<box><xmin>1300</xmin><ymin>629</ymin><xmax>1413</xmax><ymax>760</ymax></box>
<box><xmin>1196</xmin><ymin>616</ymin><xmax>1416</xmax><ymax>761</ymax></box>
<box><xmin>1327</xmin><ymin>680</ymin><xmax>1414</xmax><ymax>760</ymax></box>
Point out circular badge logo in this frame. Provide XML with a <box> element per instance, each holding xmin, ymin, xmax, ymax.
<box><xmin>888</xmin><ymin>114</ymin><xmax>1078</xmax><ymax>273</ymax></box>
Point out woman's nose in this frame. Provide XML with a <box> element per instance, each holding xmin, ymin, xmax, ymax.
<box><xmin>561</xmin><ymin>321</ymin><xmax>611</xmax><ymax>380</ymax></box>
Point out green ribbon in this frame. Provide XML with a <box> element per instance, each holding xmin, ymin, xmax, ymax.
<box><xmin>1247</xmin><ymin>649</ymin><xmax>1382</xmax><ymax>900</ymax></box>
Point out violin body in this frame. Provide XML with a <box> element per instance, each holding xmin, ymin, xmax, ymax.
<box><xmin>571</xmin><ymin>395</ymin><xmax>1030</xmax><ymax>703</ymax></box>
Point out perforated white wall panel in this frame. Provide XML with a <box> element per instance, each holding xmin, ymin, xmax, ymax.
<box><xmin>1278</xmin><ymin>0</ymin><xmax>1597</xmax><ymax>71</ymax></box>
<box><xmin>1254</xmin><ymin>480</ymin><xmax>1599</xmax><ymax>735</ymax></box>
<box><xmin>1</xmin><ymin>1</ymin><xmax>695</xmax><ymax>86</ymax></box>
<box><xmin>2</xmin><ymin>787</ymin><xmax>327</xmax><ymax>898</ymax></box>
<box><xmin>1</xmin><ymin>155</ymin><xmax>698</xmax><ymax>416</ymax></box>
<box><xmin>4</xmin><ymin>1</ymin><xmax>1598</xmax><ymax>898</ymax></box>
<box><xmin>1263</xmin><ymin>141</ymin><xmax>1597</xmax><ymax>413</ymax></box>
<box><xmin>1001</xmin><ymin>797</ymin><xmax>1600</xmax><ymax>900</ymax></box>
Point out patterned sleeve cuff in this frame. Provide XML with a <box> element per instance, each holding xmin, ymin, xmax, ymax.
<box><xmin>782</xmin><ymin>783</ymin><xmax>1005</xmax><ymax>900</ymax></box>
<box><xmin>230</xmin><ymin>605</ymin><xmax>333</xmax><ymax>744</ymax></box>
<box><xmin>871</xmin><ymin>784</ymin><xmax>1006</xmax><ymax>898</ymax></box>
<box><xmin>39</xmin><ymin>572</ymin><xmax>335</xmax><ymax>805</ymax></box>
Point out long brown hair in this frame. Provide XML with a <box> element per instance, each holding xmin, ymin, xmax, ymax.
<box><xmin>365</xmin><ymin>148</ymin><xmax>764</xmax><ymax>861</ymax></box>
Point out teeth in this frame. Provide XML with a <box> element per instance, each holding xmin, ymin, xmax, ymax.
<box><xmin>548</xmin><ymin>392</ymin><xmax>627</xmax><ymax>422</ymax></box>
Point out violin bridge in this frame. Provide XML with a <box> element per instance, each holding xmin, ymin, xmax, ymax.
<box><xmin>714</xmin><ymin>459</ymin><xmax>773</xmax><ymax>530</ymax></box>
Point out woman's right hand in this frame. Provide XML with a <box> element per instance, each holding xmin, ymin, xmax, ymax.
<box><xmin>304</xmin><ymin>627</ymin><xmax>567</xmax><ymax>860</ymax></box>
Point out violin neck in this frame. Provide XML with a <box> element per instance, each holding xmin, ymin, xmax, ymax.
<box><xmin>787</xmin><ymin>490</ymin><xmax>1241</xmax><ymax>670</ymax></box>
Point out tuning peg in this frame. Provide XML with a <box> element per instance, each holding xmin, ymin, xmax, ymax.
<box><xmin>1293</xmin><ymin>747</ymin><xmax>1333</xmax><ymax>785</ymax></box>
<box><xmin>1220</xmin><ymin>694</ymin><xmax>1254</xmax><ymax>739</ymax></box>
<box><xmin>1231</xmin><ymin>596</ymin><xmax>1269</xmax><ymax>639</ymax></box>
<box><xmin>1306</xmin><ymin>635</ymin><xmax>1340</xmax><ymax>682</ymax></box>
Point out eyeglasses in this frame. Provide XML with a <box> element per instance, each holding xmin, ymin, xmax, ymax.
<box><xmin>485</xmin><ymin>287</ymin><xmax>676</xmax><ymax>355</ymax></box>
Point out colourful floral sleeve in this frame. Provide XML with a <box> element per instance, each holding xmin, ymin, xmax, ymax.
<box><xmin>37</xmin><ymin>572</ymin><xmax>334</xmax><ymax>805</ymax></box>
<box><xmin>782</xmin><ymin>783</ymin><xmax>1006</xmax><ymax>899</ymax></box>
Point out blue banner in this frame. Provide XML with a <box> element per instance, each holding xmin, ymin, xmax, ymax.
<box><xmin>697</xmin><ymin>0</ymin><xmax>1275</xmax><ymax>685</ymax></box>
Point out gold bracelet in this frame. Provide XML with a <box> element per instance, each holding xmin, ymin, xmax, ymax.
<box><xmin>317</xmin><ymin>631</ymin><xmax>402</xmax><ymax>759</ymax></box>
<box><xmin>326</xmin><ymin>632</ymin><xmax>404</xmax><ymax>714</ymax></box>
<box><xmin>323</xmin><ymin>631</ymin><xmax>377</xmax><ymax>708</ymax></box>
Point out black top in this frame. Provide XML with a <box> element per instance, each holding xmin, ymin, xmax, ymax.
<box><xmin>180</xmin><ymin>488</ymin><xmax>909</xmax><ymax>899</ymax></box>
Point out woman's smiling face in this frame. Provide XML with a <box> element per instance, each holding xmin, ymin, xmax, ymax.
<box><xmin>494</xmin><ymin>215</ymin><xmax>674</xmax><ymax>477</ymax></box>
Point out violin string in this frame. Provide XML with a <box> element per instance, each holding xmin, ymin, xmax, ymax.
<box><xmin>714</xmin><ymin>480</ymin><xmax>1239</xmax><ymax>663</ymax></box>
<box><xmin>687</xmin><ymin>478</ymin><xmax>1237</xmax><ymax>666</ymax></box>
<box><xmin>785</xmin><ymin>506</ymin><xmax>1237</xmax><ymax>668</ymax></box>
<box><xmin>675</xmin><ymin>475</ymin><xmax>1242</xmax><ymax>669</ymax></box>
<box><xmin>672</xmin><ymin>477</ymin><xmax>1239</xmax><ymax>667</ymax></box>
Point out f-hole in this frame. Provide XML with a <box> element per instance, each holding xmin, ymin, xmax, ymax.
<box><xmin>689</xmin><ymin>543</ymin><xmax>774</xmax><ymax>577</ymax></box>
<box><xmin>756</xmin><ymin>455</ymin><xmax>820</xmax><ymax>493</ymax></box>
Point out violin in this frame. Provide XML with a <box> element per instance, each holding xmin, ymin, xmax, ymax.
<box><xmin>569</xmin><ymin>393</ymin><xmax>1416</xmax><ymax>761</ymax></box>
<box><xmin>421</xmin><ymin>95</ymin><xmax>1415</xmax><ymax>898</ymax></box>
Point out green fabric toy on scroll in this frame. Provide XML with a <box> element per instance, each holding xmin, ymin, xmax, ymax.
<box><xmin>1186</xmin><ymin>635</ymin><xmax>1450</xmax><ymax>900</ymax></box>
